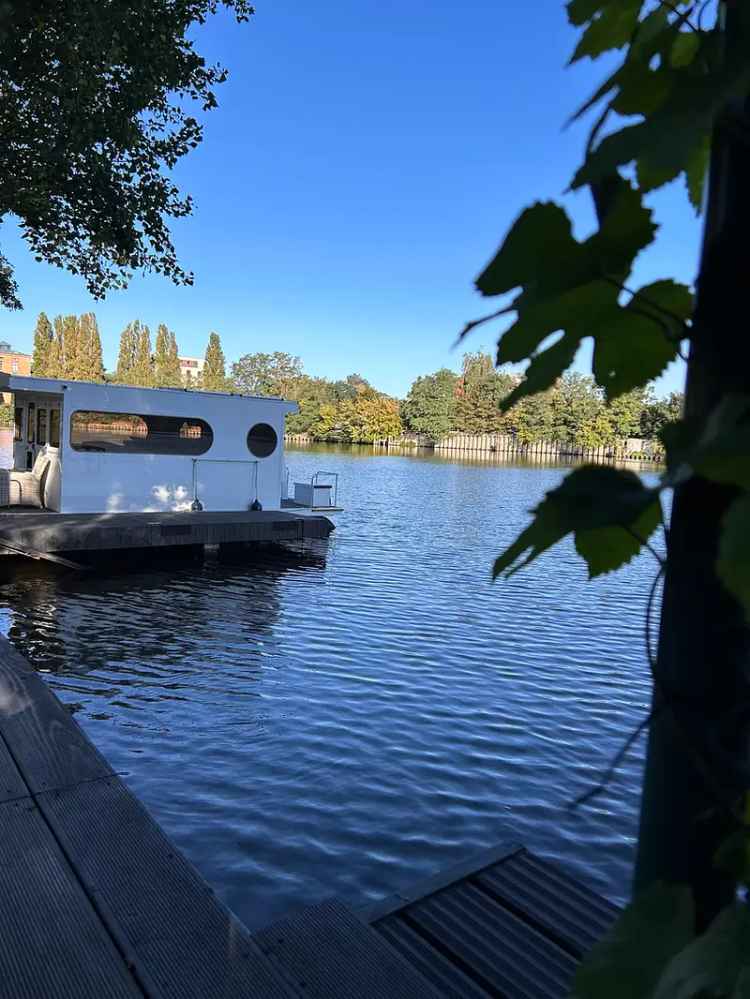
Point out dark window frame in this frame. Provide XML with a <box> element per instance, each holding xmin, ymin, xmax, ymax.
<box><xmin>37</xmin><ymin>408</ymin><xmax>47</xmax><ymax>446</ymax></box>
<box><xmin>247</xmin><ymin>422</ymin><xmax>278</xmax><ymax>458</ymax></box>
<box><xmin>49</xmin><ymin>409</ymin><xmax>60</xmax><ymax>448</ymax></box>
<box><xmin>70</xmin><ymin>410</ymin><xmax>214</xmax><ymax>456</ymax></box>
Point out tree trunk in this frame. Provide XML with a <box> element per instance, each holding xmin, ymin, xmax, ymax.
<box><xmin>633</xmin><ymin>2</ymin><xmax>750</xmax><ymax>928</ymax></box>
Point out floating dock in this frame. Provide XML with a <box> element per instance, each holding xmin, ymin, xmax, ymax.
<box><xmin>0</xmin><ymin>506</ymin><xmax>334</xmax><ymax>559</ymax></box>
<box><xmin>0</xmin><ymin>636</ymin><xmax>618</xmax><ymax>998</ymax></box>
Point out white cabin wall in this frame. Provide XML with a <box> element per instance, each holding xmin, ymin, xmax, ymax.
<box><xmin>58</xmin><ymin>383</ymin><xmax>292</xmax><ymax>514</ymax></box>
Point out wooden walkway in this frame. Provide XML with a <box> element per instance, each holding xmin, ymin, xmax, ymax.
<box><xmin>0</xmin><ymin>508</ymin><xmax>333</xmax><ymax>556</ymax></box>
<box><xmin>0</xmin><ymin>636</ymin><xmax>618</xmax><ymax>998</ymax></box>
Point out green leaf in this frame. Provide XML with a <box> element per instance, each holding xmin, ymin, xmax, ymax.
<box><xmin>685</xmin><ymin>133</ymin><xmax>710</xmax><ymax>212</ymax></box>
<box><xmin>592</xmin><ymin>179</ymin><xmax>658</xmax><ymax>274</ymax></box>
<box><xmin>575</xmin><ymin>495</ymin><xmax>662</xmax><ymax>577</ymax></box>
<box><xmin>571</xmin><ymin>883</ymin><xmax>694</xmax><ymax>999</ymax></box>
<box><xmin>654</xmin><ymin>905</ymin><xmax>750</xmax><ymax>999</ymax></box>
<box><xmin>717</xmin><ymin>494</ymin><xmax>750</xmax><ymax>623</ymax></box>
<box><xmin>715</xmin><ymin>828</ymin><xmax>750</xmax><ymax>885</ymax></box>
<box><xmin>566</xmin><ymin>0</ymin><xmax>611</xmax><ymax>27</ymax></box>
<box><xmin>570</xmin><ymin>0</ymin><xmax>643</xmax><ymax>62</ymax></box>
<box><xmin>493</xmin><ymin>465</ymin><xmax>661</xmax><ymax>578</ymax></box>
<box><xmin>497</xmin><ymin>280</ymin><xmax>617</xmax><ymax>364</ymax></box>
<box><xmin>670</xmin><ymin>31</ymin><xmax>701</xmax><ymax>68</ymax></box>
<box><xmin>612</xmin><ymin>63</ymin><xmax>674</xmax><ymax>116</ymax></box>
<box><xmin>574</xmin><ymin>63</ymin><xmax>750</xmax><ymax>197</ymax></box>
<box><xmin>629</xmin><ymin>6</ymin><xmax>671</xmax><ymax>60</ymax></box>
<box><xmin>592</xmin><ymin>279</ymin><xmax>691</xmax><ymax>400</ymax></box>
<box><xmin>476</xmin><ymin>203</ymin><xmax>575</xmax><ymax>298</ymax></box>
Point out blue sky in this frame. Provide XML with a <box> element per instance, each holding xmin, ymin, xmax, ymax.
<box><xmin>1</xmin><ymin>0</ymin><xmax>699</xmax><ymax>397</ymax></box>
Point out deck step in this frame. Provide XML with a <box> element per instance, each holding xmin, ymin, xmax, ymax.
<box><xmin>368</xmin><ymin>846</ymin><xmax>619</xmax><ymax>999</ymax></box>
<box><xmin>254</xmin><ymin>899</ymin><xmax>443</xmax><ymax>998</ymax></box>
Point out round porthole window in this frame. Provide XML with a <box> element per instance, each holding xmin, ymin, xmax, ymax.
<box><xmin>247</xmin><ymin>422</ymin><xmax>278</xmax><ymax>458</ymax></box>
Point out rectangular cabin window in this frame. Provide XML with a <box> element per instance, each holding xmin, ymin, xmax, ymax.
<box><xmin>69</xmin><ymin>411</ymin><xmax>213</xmax><ymax>456</ymax></box>
<box><xmin>50</xmin><ymin>409</ymin><xmax>60</xmax><ymax>447</ymax></box>
<box><xmin>37</xmin><ymin>408</ymin><xmax>47</xmax><ymax>446</ymax></box>
<box><xmin>27</xmin><ymin>402</ymin><xmax>35</xmax><ymax>444</ymax></box>
<box><xmin>14</xmin><ymin>407</ymin><xmax>23</xmax><ymax>442</ymax></box>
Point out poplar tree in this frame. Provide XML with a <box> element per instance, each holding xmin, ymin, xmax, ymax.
<box><xmin>46</xmin><ymin>316</ymin><xmax>64</xmax><ymax>378</ymax></box>
<box><xmin>76</xmin><ymin>313</ymin><xmax>105</xmax><ymax>382</ymax></box>
<box><xmin>61</xmin><ymin>315</ymin><xmax>80</xmax><ymax>378</ymax></box>
<box><xmin>154</xmin><ymin>324</ymin><xmax>182</xmax><ymax>387</ymax></box>
<box><xmin>31</xmin><ymin>312</ymin><xmax>53</xmax><ymax>376</ymax></box>
<box><xmin>132</xmin><ymin>324</ymin><xmax>154</xmax><ymax>387</ymax></box>
<box><xmin>154</xmin><ymin>324</ymin><xmax>170</xmax><ymax>387</ymax></box>
<box><xmin>202</xmin><ymin>331</ymin><xmax>227</xmax><ymax>392</ymax></box>
<box><xmin>167</xmin><ymin>331</ymin><xmax>182</xmax><ymax>387</ymax></box>
<box><xmin>115</xmin><ymin>321</ymin><xmax>139</xmax><ymax>383</ymax></box>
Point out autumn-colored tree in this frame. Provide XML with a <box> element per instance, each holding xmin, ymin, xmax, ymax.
<box><xmin>31</xmin><ymin>312</ymin><xmax>53</xmax><ymax>376</ymax></box>
<box><xmin>337</xmin><ymin>390</ymin><xmax>402</xmax><ymax>443</ymax></box>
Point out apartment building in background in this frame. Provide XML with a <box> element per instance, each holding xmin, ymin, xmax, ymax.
<box><xmin>179</xmin><ymin>356</ymin><xmax>205</xmax><ymax>385</ymax></box>
<box><xmin>0</xmin><ymin>342</ymin><xmax>31</xmax><ymax>404</ymax></box>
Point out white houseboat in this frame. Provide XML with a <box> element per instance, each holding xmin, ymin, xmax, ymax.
<box><xmin>0</xmin><ymin>374</ymin><xmax>299</xmax><ymax>514</ymax></box>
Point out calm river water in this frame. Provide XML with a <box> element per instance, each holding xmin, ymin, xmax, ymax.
<box><xmin>0</xmin><ymin>445</ymin><xmax>658</xmax><ymax>929</ymax></box>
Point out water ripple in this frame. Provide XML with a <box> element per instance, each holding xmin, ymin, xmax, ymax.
<box><xmin>0</xmin><ymin>447</ymin><xmax>658</xmax><ymax>929</ymax></box>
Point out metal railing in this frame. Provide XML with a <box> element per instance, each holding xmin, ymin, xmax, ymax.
<box><xmin>191</xmin><ymin>458</ymin><xmax>260</xmax><ymax>511</ymax></box>
<box><xmin>311</xmin><ymin>471</ymin><xmax>339</xmax><ymax>508</ymax></box>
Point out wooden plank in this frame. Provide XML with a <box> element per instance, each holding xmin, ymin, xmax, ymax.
<box><xmin>0</xmin><ymin>636</ymin><xmax>114</xmax><ymax>792</ymax></box>
<box><xmin>0</xmin><ymin>796</ymin><xmax>143</xmax><ymax>999</ymax></box>
<box><xmin>405</xmin><ymin>882</ymin><xmax>577</xmax><ymax>999</ymax></box>
<box><xmin>0</xmin><ymin>732</ymin><xmax>31</xmax><ymax>803</ymax></box>
<box><xmin>37</xmin><ymin>777</ymin><xmax>299</xmax><ymax>999</ymax></box>
<box><xmin>475</xmin><ymin>850</ymin><xmax>619</xmax><ymax>959</ymax></box>
<box><xmin>255</xmin><ymin>899</ymin><xmax>442</xmax><ymax>999</ymax></box>
<box><xmin>360</xmin><ymin>841</ymin><xmax>523</xmax><ymax>923</ymax></box>
<box><xmin>376</xmin><ymin>917</ymin><xmax>490</xmax><ymax>998</ymax></box>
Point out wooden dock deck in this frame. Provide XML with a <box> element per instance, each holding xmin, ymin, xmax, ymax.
<box><xmin>0</xmin><ymin>507</ymin><xmax>334</xmax><ymax>556</ymax></box>
<box><xmin>0</xmin><ymin>635</ymin><xmax>619</xmax><ymax>998</ymax></box>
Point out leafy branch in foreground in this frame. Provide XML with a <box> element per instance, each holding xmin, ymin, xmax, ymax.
<box><xmin>0</xmin><ymin>1</ymin><xmax>253</xmax><ymax>309</ymax></box>
<box><xmin>465</xmin><ymin>0</ymin><xmax>750</xmax><ymax>990</ymax></box>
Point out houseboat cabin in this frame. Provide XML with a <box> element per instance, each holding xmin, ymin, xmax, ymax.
<box><xmin>0</xmin><ymin>375</ymin><xmax>297</xmax><ymax>514</ymax></box>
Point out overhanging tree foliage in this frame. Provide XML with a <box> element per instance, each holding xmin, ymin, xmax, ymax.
<box><xmin>0</xmin><ymin>0</ymin><xmax>252</xmax><ymax>310</ymax></box>
<box><xmin>463</xmin><ymin>0</ymin><xmax>750</xmax><ymax>990</ymax></box>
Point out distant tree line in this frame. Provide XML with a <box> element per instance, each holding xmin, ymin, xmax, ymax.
<box><xmin>402</xmin><ymin>352</ymin><xmax>684</xmax><ymax>448</ymax></box>
<box><xmin>26</xmin><ymin>313</ymin><xmax>682</xmax><ymax>446</ymax></box>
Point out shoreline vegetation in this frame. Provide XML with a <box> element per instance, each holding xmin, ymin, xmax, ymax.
<box><xmin>24</xmin><ymin>313</ymin><xmax>681</xmax><ymax>459</ymax></box>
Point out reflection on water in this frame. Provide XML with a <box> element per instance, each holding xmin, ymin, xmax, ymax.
<box><xmin>0</xmin><ymin>446</ymin><xmax>656</xmax><ymax>930</ymax></box>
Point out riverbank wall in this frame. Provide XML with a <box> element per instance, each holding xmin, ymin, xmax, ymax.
<box><xmin>285</xmin><ymin>431</ymin><xmax>664</xmax><ymax>463</ymax></box>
